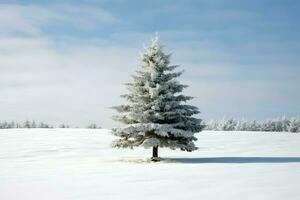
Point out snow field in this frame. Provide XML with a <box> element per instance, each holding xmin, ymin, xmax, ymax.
<box><xmin>0</xmin><ymin>129</ymin><xmax>300</xmax><ymax>200</ymax></box>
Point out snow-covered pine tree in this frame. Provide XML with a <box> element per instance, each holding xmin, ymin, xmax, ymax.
<box><xmin>235</xmin><ymin>119</ymin><xmax>248</xmax><ymax>131</ymax></box>
<box><xmin>288</xmin><ymin>117</ymin><xmax>300</xmax><ymax>133</ymax></box>
<box><xmin>218</xmin><ymin>117</ymin><xmax>236</xmax><ymax>131</ymax></box>
<box><xmin>24</xmin><ymin>120</ymin><xmax>31</xmax><ymax>128</ymax></box>
<box><xmin>205</xmin><ymin>119</ymin><xmax>218</xmax><ymax>130</ymax></box>
<box><xmin>31</xmin><ymin>121</ymin><xmax>37</xmax><ymax>128</ymax></box>
<box><xmin>112</xmin><ymin>37</ymin><xmax>203</xmax><ymax>161</ymax></box>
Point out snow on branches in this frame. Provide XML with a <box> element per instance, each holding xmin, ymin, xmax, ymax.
<box><xmin>112</xmin><ymin>37</ymin><xmax>203</xmax><ymax>153</ymax></box>
<box><xmin>205</xmin><ymin>116</ymin><xmax>300</xmax><ymax>132</ymax></box>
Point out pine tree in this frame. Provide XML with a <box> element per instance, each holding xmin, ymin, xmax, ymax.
<box><xmin>206</xmin><ymin>119</ymin><xmax>218</xmax><ymax>130</ymax></box>
<box><xmin>87</xmin><ymin>123</ymin><xmax>98</xmax><ymax>129</ymax></box>
<box><xmin>235</xmin><ymin>119</ymin><xmax>248</xmax><ymax>131</ymax></box>
<box><xmin>112</xmin><ymin>37</ymin><xmax>203</xmax><ymax>161</ymax></box>
<box><xmin>288</xmin><ymin>118</ymin><xmax>300</xmax><ymax>133</ymax></box>
<box><xmin>39</xmin><ymin>122</ymin><xmax>45</xmax><ymax>128</ymax></box>
<box><xmin>24</xmin><ymin>120</ymin><xmax>31</xmax><ymax>128</ymax></box>
<box><xmin>218</xmin><ymin>117</ymin><xmax>236</xmax><ymax>131</ymax></box>
<box><xmin>59</xmin><ymin>123</ymin><xmax>66</xmax><ymax>128</ymax></box>
<box><xmin>31</xmin><ymin>121</ymin><xmax>37</xmax><ymax>128</ymax></box>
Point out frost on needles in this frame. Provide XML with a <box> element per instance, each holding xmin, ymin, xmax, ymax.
<box><xmin>111</xmin><ymin>37</ymin><xmax>204</xmax><ymax>159</ymax></box>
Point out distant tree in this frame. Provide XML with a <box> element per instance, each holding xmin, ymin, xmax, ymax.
<box><xmin>281</xmin><ymin>116</ymin><xmax>290</xmax><ymax>132</ymax></box>
<box><xmin>247</xmin><ymin>120</ymin><xmax>260</xmax><ymax>131</ymax></box>
<box><xmin>59</xmin><ymin>123</ymin><xmax>69</xmax><ymax>128</ymax></box>
<box><xmin>11</xmin><ymin>121</ymin><xmax>15</xmax><ymax>128</ymax></box>
<box><xmin>39</xmin><ymin>122</ymin><xmax>46</xmax><ymax>128</ymax></box>
<box><xmin>0</xmin><ymin>120</ymin><xmax>56</xmax><ymax>129</ymax></box>
<box><xmin>288</xmin><ymin>118</ymin><xmax>300</xmax><ymax>133</ymax></box>
<box><xmin>31</xmin><ymin>121</ymin><xmax>37</xmax><ymax>128</ymax></box>
<box><xmin>6</xmin><ymin>122</ymin><xmax>12</xmax><ymax>129</ymax></box>
<box><xmin>24</xmin><ymin>120</ymin><xmax>31</xmax><ymax>128</ymax></box>
<box><xmin>218</xmin><ymin>117</ymin><xmax>236</xmax><ymax>131</ymax></box>
<box><xmin>87</xmin><ymin>123</ymin><xmax>100</xmax><ymax>129</ymax></box>
<box><xmin>0</xmin><ymin>122</ymin><xmax>6</xmax><ymax>129</ymax></box>
<box><xmin>16</xmin><ymin>123</ymin><xmax>21</xmax><ymax>128</ymax></box>
<box><xmin>205</xmin><ymin>116</ymin><xmax>300</xmax><ymax>133</ymax></box>
<box><xmin>205</xmin><ymin>120</ymin><xmax>218</xmax><ymax>131</ymax></box>
<box><xmin>261</xmin><ymin>119</ymin><xmax>274</xmax><ymax>132</ymax></box>
<box><xmin>59</xmin><ymin>124</ymin><xmax>66</xmax><ymax>128</ymax></box>
<box><xmin>3</xmin><ymin>122</ymin><xmax>8</xmax><ymax>129</ymax></box>
<box><xmin>235</xmin><ymin>119</ymin><xmax>247</xmax><ymax>131</ymax></box>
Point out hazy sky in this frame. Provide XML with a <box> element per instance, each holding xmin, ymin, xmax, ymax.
<box><xmin>0</xmin><ymin>0</ymin><xmax>299</xmax><ymax>128</ymax></box>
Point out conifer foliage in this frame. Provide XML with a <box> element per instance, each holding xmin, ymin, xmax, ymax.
<box><xmin>112</xmin><ymin>37</ymin><xmax>203</xmax><ymax>160</ymax></box>
<box><xmin>205</xmin><ymin>116</ymin><xmax>300</xmax><ymax>132</ymax></box>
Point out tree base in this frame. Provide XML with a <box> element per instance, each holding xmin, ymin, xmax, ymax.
<box><xmin>150</xmin><ymin>157</ymin><xmax>161</xmax><ymax>162</ymax></box>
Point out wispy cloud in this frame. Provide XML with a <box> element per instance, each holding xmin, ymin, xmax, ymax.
<box><xmin>0</xmin><ymin>4</ymin><xmax>118</xmax><ymax>36</ymax></box>
<box><xmin>0</xmin><ymin>35</ymin><xmax>139</xmax><ymax>126</ymax></box>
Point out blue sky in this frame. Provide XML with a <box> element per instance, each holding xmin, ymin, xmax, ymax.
<box><xmin>0</xmin><ymin>0</ymin><xmax>299</xmax><ymax>127</ymax></box>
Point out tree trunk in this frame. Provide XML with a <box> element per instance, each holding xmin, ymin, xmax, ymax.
<box><xmin>151</xmin><ymin>146</ymin><xmax>159</xmax><ymax>161</ymax></box>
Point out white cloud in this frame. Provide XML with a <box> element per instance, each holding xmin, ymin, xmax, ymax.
<box><xmin>0</xmin><ymin>4</ymin><xmax>118</xmax><ymax>35</ymax></box>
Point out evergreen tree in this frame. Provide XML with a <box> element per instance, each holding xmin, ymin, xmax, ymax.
<box><xmin>281</xmin><ymin>116</ymin><xmax>290</xmax><ymax>132</ymax></box>
<box><xmin>206</xmin><ymin>119</ymin><xmax>218</xmax><ymax>130</ymax></box>
<box><xmin>87</xmin><ymin>123</ymin><xmax>99</xmax><ymax>129</ymax></box>
<box><xmin>31</xmin><ymin>121</ymin><xmax>37</xmax><ymax>128</ymax></box>
<box><xmin>218</xmin><ymin>117</ymin><xmax>236</xmax><ymax>131</ymax></box>
<box><xmin>39</xmin><ymin>122</ymin><xmax>45</xmax><ymax>128</ymax></box>
<box><xmin>288</xmin><ymin>118</ymin><xmax>300</xmax><ymax>133</ymax></box>
<box><xmin>112</xmin><ymin>37</ymin><xmax>203</xmax><ymax>160</ymax></box>
<box><xmin>247</xmin><ymin>120</ymin><xmax>260</xmax><ymax>131</ymax></box>
<box><xmin>24</xmin><ymin>120</ymin><xmax>31</xmax><ymax>128</ymax></box>
<box><xmin>59</xmin><ymin>123</ymin><xmax>66</xmax><ymax>128</ymax></box>
<box><xmin>235</xmin><ymin>119</ymin><xmax>248</xmax><ymax>131</ymax></box>
<box><xmin>16</xmin><ymin>123</ymin><xmax>21</xmax><ymax>128</ymax></box>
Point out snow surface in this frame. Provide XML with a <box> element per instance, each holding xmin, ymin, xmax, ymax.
<box><xmin>1</xmin><ymin>129</ymin><xmax>300</xmax><ymax>200</ymax></box>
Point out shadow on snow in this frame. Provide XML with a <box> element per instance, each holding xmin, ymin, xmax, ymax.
<box><xmin>170</xmin><ymin>157</ymin><xmax>300</xmax><ymax>164</ymax></box>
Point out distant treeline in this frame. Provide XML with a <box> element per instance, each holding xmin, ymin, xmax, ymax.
<box><xmin>0</xmin><ymin>121</ymin><xmax>101</xmax><ymax>129</ymax></box>
<box><xmin>205</xmin><ymin>116</ymin><xmax>300</xmax><ymax>133</ymax></box>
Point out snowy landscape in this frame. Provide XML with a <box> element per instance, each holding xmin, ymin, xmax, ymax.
<box><xmin>1</xmin><ymin>129</ymin><xmax>300</xmax><ymax>200</ymax></box>
<box><xmin>1</xmin><ymin>1</ymin><xmax>300</xmax><ymax>200</ymax></box>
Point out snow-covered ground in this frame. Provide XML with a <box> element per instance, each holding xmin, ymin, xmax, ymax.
<box><xmin>0</xmin><ymin>129</ymin><xmax>300</xmax><ymax>200</ymax></box>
